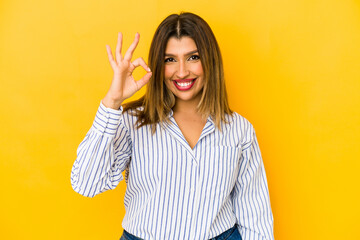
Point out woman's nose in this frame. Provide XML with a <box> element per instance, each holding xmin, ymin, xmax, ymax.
<box><xmin>176</xmin><ymin>61</ymin><xmax>189</xmax><ymax>79</ymax></box>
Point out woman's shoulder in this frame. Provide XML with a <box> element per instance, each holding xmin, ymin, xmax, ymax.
<box><xmin>224</xmin><ymin>111</ymin><xmax>253</xmax><ymax>130</ymax></box>
<box><xmin>220</xmin><ymin>111</ymin><xmax>255</xmax><ymax>146</ymax></box>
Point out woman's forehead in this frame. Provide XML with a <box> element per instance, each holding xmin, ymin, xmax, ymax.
<box><xmin>165</xmin><ymin>36</ymin><xmax>197</xmax><ymax>55</ymax></box>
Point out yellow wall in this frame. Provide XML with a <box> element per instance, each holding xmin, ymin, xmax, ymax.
<box><xmin>1</xmin><ymin>0</ymin><xmax>359</xmax><ymax>239</ymax></box>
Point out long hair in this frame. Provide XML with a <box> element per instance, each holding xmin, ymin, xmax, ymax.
<box><xmin>123</xmin><ymin>12</ymin><xmax>232</xmax><ymax>132</ymax></box>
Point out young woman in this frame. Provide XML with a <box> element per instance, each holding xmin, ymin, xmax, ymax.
<box><xmin>71</xmin><ymin>12</ymin><xmax>274</xmax><ymax>240</ymax></box>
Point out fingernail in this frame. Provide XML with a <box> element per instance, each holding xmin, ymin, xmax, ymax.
<box><xmin>148</xmin><ymin>67</ymin><xmax>151</xmax><ymax>72</ymax></box>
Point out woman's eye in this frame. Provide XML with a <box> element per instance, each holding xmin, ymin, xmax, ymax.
<box><xmin>164</xmin><ymin>57</ymin><xmax>175</xmax><ymax>62</ymax></box>
<box><xmin>188</xmin><ymin>55</ymin><xmax>200</xmax><ymax>61</ymax></box>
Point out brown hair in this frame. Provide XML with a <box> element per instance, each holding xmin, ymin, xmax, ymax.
<box><xmin>123</xmin><ymin>12</ymin><xmax>232</xmax><ymax>132</ymax></box>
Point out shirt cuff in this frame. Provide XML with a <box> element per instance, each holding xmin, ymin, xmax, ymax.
<box><xmin>92</xmin><ymin>100</ymin><xmax>123</xmax><ymax>136</ymax></box>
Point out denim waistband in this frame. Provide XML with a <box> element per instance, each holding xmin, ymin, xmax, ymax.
<box><xmin>121</xmin><ymin>224</ymin><xmax>239</xmax><ymax>240</ymax></box>
<box><xmin>209</xmin><ymin>224</ymin><xmax>238</xmax><ymax>240</ymax></box>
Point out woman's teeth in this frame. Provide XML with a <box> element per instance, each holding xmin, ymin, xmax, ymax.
<box><xmin>175</xmin><ymin>80</ymin><xmax>194</xmax><ymax>87</ymax></box>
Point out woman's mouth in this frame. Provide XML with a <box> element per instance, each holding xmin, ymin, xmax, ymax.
<box><xmin>172</xmin><ymin>78</ymin><xmax>197</xmax><ymax>91</ymax></box>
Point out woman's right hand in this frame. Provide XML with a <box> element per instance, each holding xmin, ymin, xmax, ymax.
<box><xmin>102</xmin><ymin>32</ymin><xmax>152</xmax><ymax>110</ymax></box>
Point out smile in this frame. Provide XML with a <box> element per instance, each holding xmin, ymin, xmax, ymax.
<box><xmin>172</xmin><ymin>78</ymin><xmax>197</xmax><ymax>91</ymax></box>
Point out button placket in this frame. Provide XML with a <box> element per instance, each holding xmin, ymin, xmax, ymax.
<box><xmin>187</xmin><ymin>159</ymin><xmax>201</xmax><ymax>239</ymax></box>
<box><xmin>187</xmin><ymin>160</ymin><xmax>198</xmax><ymax>221</ymax></box>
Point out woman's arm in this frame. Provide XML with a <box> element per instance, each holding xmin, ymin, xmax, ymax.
<box><xmin>70</xmin><ymin>101</ymin><xmax>132</xmax><ymax>197</ymax></box>
<box><xmin>231</xmin><ymin>124</ymin><xmax>274</xmax><ymax>239</ymax></box>
<box><xmin>70</xmin><ymin>32</ymin><xmax>151</xmax><ymax>197</ymax></box>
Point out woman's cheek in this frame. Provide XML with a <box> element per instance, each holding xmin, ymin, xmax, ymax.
<box><xmin>164</xmin><ymin>65</ymin><xmax>174</xmax><ymax>79</ymax></box>
<box><xmin>194</xmin><ymin>62</ymin><xmax>204</xmax><ymax>75</ymax></box>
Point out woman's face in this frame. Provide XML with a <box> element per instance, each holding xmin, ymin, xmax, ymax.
<box><xmin>164</xmin><ymin>36</ymin><xmax>204</xmax><ymax>104</ymax></box>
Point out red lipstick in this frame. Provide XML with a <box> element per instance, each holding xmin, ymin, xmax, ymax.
<box><xmin>172</xmin><ymin>78</ymin><xmax>197</xmax><ymax>91</ymax></box>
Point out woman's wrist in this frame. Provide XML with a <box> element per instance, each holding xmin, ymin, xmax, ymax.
<box><xmin>102</xmin><ymin>94</ymin><xmax>124</xmax><ymax>110</ymax></box>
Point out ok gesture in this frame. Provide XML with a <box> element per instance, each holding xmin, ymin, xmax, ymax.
<box><xmin>102</xmin><ymin>32</ymin><xmax>152</xmax><ymax>110</ymax></box>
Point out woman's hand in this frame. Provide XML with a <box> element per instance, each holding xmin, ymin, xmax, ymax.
<box><xmin>102</xmin><ymin>32</ymin><xmax>152</xmax><ymax>110</ymax></box>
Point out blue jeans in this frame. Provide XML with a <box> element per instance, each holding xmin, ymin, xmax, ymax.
<box><xmin>120</xmin><ymin>224</ymin><xmax>242</xmax><ymax>240</ymax></box>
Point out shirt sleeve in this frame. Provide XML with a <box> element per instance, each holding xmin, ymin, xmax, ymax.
<box><xmin>231</xmin><ymin>124</ymin><xmax>274</xmax><ymax>239</ymax></box>
<box><xmin>70</xmin><ymin>101</ymin><xmax>132</xmax><ymax>198</ymax></box>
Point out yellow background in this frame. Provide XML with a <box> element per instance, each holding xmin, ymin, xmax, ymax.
<box><xmin>1</xmin><ymin>0</ymin><xmax>359</xmax><ymax>239</ymax></box>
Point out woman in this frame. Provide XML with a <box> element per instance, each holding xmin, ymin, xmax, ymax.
<box><xmin>71</xmin><ymin>12</ymin><xmax>274</xmax><ymax>240</ymax></box>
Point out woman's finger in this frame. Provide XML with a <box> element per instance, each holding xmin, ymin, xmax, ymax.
<box><xmin>124</xmin><ymin>32</ymin><xmax>140</xmax><ymax>61</ymax></box>
<box><xmin>115</xmin><ymin>32</ymin><xmax>123</xmax><ymax>64</ymax></box>
<box><xmin>135</xmin><ymin>72</ymin><xmax>152</xmax><ymax>91</ymax></box>
<box><xmin>106</xmin><ymin>45</ymin><xmax>117</xmax><ymax>69</ymax></box>
<box><xmin>132</xmin><ymin>57</ymin><xmax>151</xmax><ymax>73</ymax></box>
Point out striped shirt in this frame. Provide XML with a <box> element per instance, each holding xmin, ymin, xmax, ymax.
<box><xmin>71</xmin><ymin>101</ymin><xmax>274</xmax><ymax>240</ymax></box>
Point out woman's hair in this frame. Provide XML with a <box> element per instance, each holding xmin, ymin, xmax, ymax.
<box><xmin>123</xmin><ymin>12</ymin><xmax>232</xmax><ymax>132</ymax></box>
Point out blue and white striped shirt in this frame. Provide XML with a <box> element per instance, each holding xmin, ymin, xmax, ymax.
<box><xmin>71</xmin><ymin>101</ymin><xmax>274</xmax><ymax>240</ymax></box>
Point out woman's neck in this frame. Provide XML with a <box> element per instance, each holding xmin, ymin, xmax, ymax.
<box><xmin>172</xmin><ymin>95</ymin><xmax>201</xmax><ymax>115</ymax></box>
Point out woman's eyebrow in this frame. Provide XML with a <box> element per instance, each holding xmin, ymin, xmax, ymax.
<box><xmin>165</xmin><ymin>50</ymin><xmax>198</xmax><ymax>57</ymax></box>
